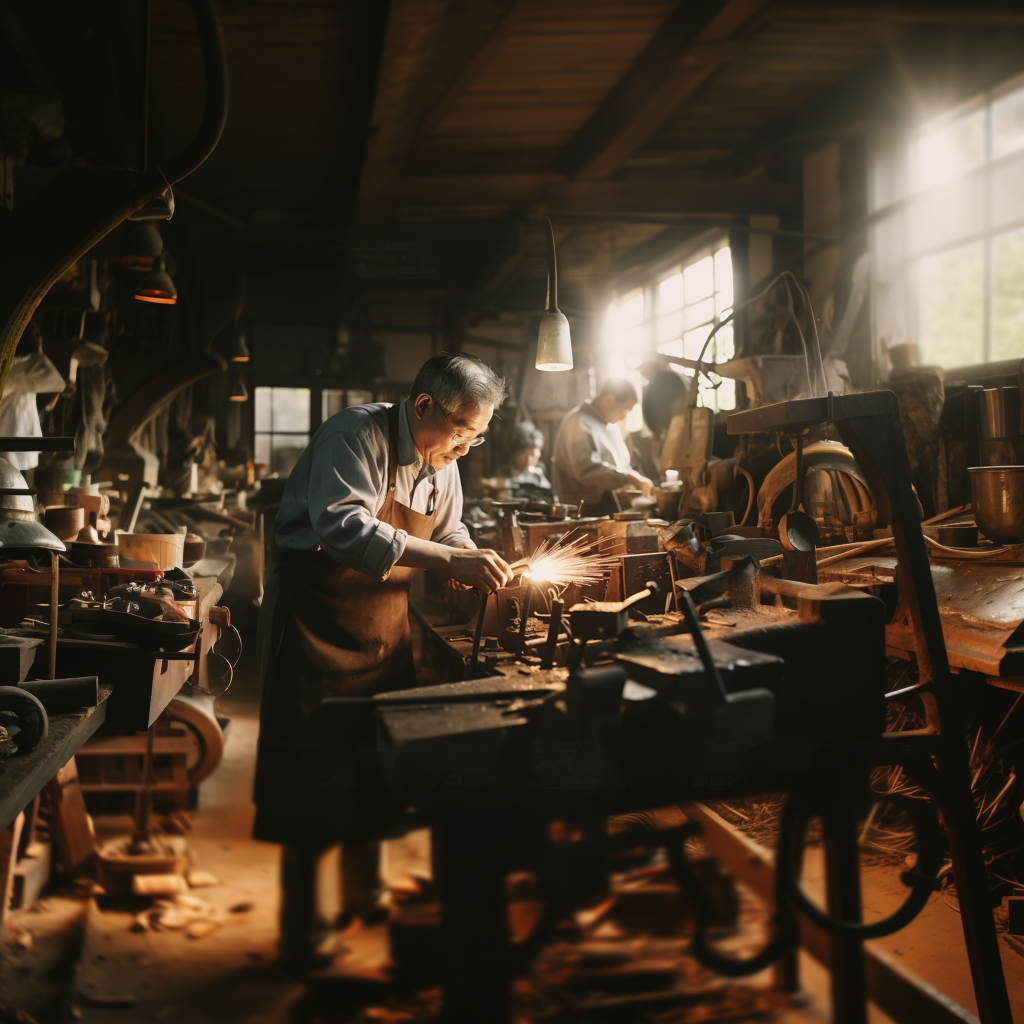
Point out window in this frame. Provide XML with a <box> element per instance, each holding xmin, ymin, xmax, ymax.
<box><xmin>604</xmin><ymin>243</ymin><xmax>734</xmax><ymax>432</ymax></box>
<box><xmin>254</xmin><ymin>387</ymin><xmax>310</xmax><ymax>476</ymax></box>
<box><xmin>322</xmin><ymin>389</ymin><xmax>374</xmax><ymax>421</ymax></box>
<box><xmin>872</xmin><ymin>74</ymin><xmax>1024</xmax><ymax>367</ymax></box>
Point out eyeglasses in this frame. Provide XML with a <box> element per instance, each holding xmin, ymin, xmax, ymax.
<box><xmin>435</xmin><ymin>401</ymin><xmax>487</xmax><ymax>448</ymax></box>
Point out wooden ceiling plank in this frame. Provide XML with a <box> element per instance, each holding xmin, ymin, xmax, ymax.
<box><xmin>414</xmin><ymin>0</ymin><xmax>543</xmax><ymax>144</ymax></box>
<box><xmin>357</xmin><ymin>0</ymin><xmax>452</xmax><ymax>211</ymax></box>
<box><xmin>554</xmin><ymin>0</ymin><xmax>771</xmax><ymax>180</ymax></box>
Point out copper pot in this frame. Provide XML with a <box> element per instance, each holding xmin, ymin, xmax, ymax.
<box><xmin>969</xmin><ymin>466</ymin><xmax>1024</xmax><ymax>544</ymax></box>
<box><xmin>43</xmin><ymin>504</ymin><xmax>84</xmax><ymax>541</ymax></box>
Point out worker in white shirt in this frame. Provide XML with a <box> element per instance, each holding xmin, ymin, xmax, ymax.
<box><xmin>552</xmin><ymin>379</ymin><xmax>653</xmax><ymax>515</ymax></box>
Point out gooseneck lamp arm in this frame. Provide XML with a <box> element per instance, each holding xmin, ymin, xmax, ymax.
<box><xmin>545</xmin><ymin>216</ymin><xmax>558</xmax><ymax>312</ymax></box>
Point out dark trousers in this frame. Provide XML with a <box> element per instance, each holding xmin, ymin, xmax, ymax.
<box><xmin>279</xmin><ymin>840</ymin><xmax>381</xmax><ymax>955</ymax></box>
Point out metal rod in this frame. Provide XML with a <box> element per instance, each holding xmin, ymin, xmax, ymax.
<box><xmin>140</xmin><ymin>0</ymin><xmax>150</xmax><ymax>173</ymax></box>
<box><xmin>540</xmin><ymin>598</ymin><xmax>563</xmax><ymax>670</ymax></box>
<box><xmin>48</xmin><ymin>550</ymin><xmax>58</xmax><ymax>678</ymax></box>
<box><xmin>516</xmin><ymin>580</ymin><xmax>535</xmax><ymax>657</ymax></box>
<box><xmin>470</xmin><ymin>591</ymin><xmax>487</xmax><ymax>668</ymax></box>
<box><xmin>678</xmin><ymin>591</ymin><xmax>728</xmax><ymax>703</ymax></box>
<box><xmin>134</xmin><ymin>723</ymin><xmax>155</xmax><ymax>836</ymax></box>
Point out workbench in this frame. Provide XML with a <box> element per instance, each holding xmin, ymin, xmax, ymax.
<box><xmin>0</xmin><ymin>683</ymin><xmax>111</xmax><ymax>833</ymax></box>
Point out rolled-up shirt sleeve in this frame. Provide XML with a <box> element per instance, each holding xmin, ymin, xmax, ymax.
<box><xmin>307</xmin><ymin>428</ymin><xmax>408</xmax><ymax>580</ymax></box>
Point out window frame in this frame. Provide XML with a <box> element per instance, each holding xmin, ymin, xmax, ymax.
<box><xmin>871</xmin><ymin>70</ymin><xmax>1024</xmax><ymax>369</ymax></box>
<box><xmin>603</xmin><ymin>239</ymin><xmax>735</xmax><ymax>432</ymax></box>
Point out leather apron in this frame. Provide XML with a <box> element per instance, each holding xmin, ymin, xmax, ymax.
<box><xmin>253</xmin><ymin>404</ymin><xmax>435</xmax><ymax>844</ymax></box>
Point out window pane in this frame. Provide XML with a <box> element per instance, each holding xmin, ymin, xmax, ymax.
<box><xmin>911</xmin><ymin>109</ymin><xmax>985</xmax><ymax>191</ymax></box>
<box><xmin>683</xmin><ymin>325</ymin><xmax>713</xmax><ymax>362</ymax></box>
<box><xmin>254</xmin><ymin>387</ymin><xmax>272</xmax><ymax>432</ymax></box>
<box><xmin>684</xmin><ymin>256</ymin><xmax>714</xmax><ymax>301</ymax></box>
<box><xmin>271</xmin><ymin>433</ymin><xmax>309</xmax><ymax>476</ymax></box>
<box><xmin>322</xmin><ymin>389</ymin><xmax>345</xmax><ymax>421</ymax></box>
<box><xmin>714</xmin><ymin>248</ymin><xmax>733</xmax><ymax>298</ymax></box>
<box><xmin>685</xmin><ymin>297</ymin><xmax>715</xmax><ymax>331</ymax></box>
<box><xmin>716</xmin><ymin>324</ymin><xmax>735</xmax><ymax>363</ymax></box>
<box><xmin>658</xmin><ymin>273</ymin><xmax>684</xmax><ymax>313</ymax></box>
<box><xmin>657</xmin><ymin>340</ymin><xmax>683</xmax><ymax>359</ymax></box>
<box><xmin>993</xmin><ymin>85</ymin><xmax>1024</xmax><ymax>158</ymax></box>
<box><xmin>271</xmin><ymin>387</ymin><xmax>310</xmax><ymax>432</ymax></box>
<box><xmin>254</xmin><ymin>433</ymin><xmax>271</xmax><ymax>467</ymax></box>
<box><xmin>993</xmin><ymin>227</ymin><xmax>1024</xmax><ymax>361</ymax></box>
<box><xmin>916</xmin><ymin>242</ymin><xmax>984</xmax><ymax>366</ymax></box>
<box><xmin>656</xmin><ymin>311</ymin><xmax>683</xmax><ymax>344</ymax></box>
<box><xmin>608</xmin><ymin>291</ymin><xmax>644</xmax><ymax>332</ymax></box>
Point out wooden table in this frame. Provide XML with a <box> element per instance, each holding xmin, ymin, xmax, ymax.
<box><xmin>0</xmin><ymin>684</ymin><xmax>111</xmax><ymax>833</ymax></box>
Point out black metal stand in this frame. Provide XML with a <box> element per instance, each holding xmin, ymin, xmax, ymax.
<box><xmin>433</xmin><ymin>814</ymin><xmax>511</xmax><ymax>1024</ymax></box>
<box><xmin>729</xmin><ymin>391</ymin><xmax>1012</xmax><ymax>1024</ymax></box>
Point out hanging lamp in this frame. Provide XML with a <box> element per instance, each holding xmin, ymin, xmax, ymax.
<box><xmin>135</xmin><ymin>257</ymin><xmax>177</xmax><ymax>305</ymax></box>
<box><xmin>535</xmin><ymin>216</ymin><xmax>572</xmax><ymax>371</ymax></box>
<box><xmin>121</xmin><ymin>222</ymin><xmax>164</xmax><ymax>270</ymax></box>
<box><xmin>228</xmin><ymin>369</ymin><xmax>248</xmax><ymax>402</ymax></box>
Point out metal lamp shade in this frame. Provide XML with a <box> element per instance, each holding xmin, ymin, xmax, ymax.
<box><xmin>135</xmin><ymin>263</ymin><xmax>177</xmax><ymax>305</ymax></box>
<box><xmin>536</xmin><ymin>216</ymin><xmax>572</xmax><ymax>371</ymax></box>
<box><xmin>228</xmin><ymin>372</ymin><xmax>249</xmax><ymax>402</ymax></box>
<box><xmin>536</xmin><ymin>310</ymin><xmax>573</xmax><ymax>371</ymax></box>
<box><xmin>230</xmin><ymin>323</ymin><xmax>250</xmax><ymax>362</ymax></box>
<box><xmin>0</xmin><ymin>519</ymin><xmax>66</xmax><ymax>552</ymax></box>
<box><xmin>122</xmin><ymin>223</ymin><xmax>164</xmax><ymax>271</ymax></box>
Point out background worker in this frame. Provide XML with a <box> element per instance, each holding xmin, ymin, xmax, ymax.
<box><xmin>499</xmin><ymin>420</ymin><xmax>552</xmax><ymax>497</ymax></box>
<box><xmin>552</xmin><ymin>379</ymin><xmax>653</xmax><ymax>515</ymax></box>
<box><xmin>255</xmin><ymin>353</ymin><xmax>514</xmax><ymax>971</ymax></box>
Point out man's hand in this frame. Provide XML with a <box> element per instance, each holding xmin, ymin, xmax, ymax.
<box><xmin>626</xmin><ymin>471</ymin><xmax>654</xmax><ymax>498</ymax></box>
<box><xmin>447</xmin><ymin>548</ymin><xmax>514</xmax><ymax>592</ymax></box>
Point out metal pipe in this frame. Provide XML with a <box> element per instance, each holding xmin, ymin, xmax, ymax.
<box><xmin>470</xmin><ymin>591</ymin><xmax>487</xmax><ymax>668</ymax></box>
<box><xmin>516</xmin><ymin>580</ymin><xmax>535</xmax><ymax>657</ymax></box>
<box><xmin>139</xmin><ymin>0</ymin><xmax>150</xmax><ymax>173</ymax></box>
<box><xmin>540</xmin><ymin>598</ymin><xmax>563</xmax><ymax>670</ymax></box>
<box><xmin>48</xmin><ymin>550</ymin><xmax>58</xmax><ymax>679</ymax></box>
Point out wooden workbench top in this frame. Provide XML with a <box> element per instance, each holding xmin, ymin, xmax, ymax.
<box><xmin>0</xmin><ymin>683</ymin><xmax>111</xmax><ymax>832</ymax></box>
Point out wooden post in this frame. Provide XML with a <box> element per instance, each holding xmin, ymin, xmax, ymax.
<box><xmin>48</xmin><ymin>549</ymin><xmax>58</xmax><ymax>678</ymax></box>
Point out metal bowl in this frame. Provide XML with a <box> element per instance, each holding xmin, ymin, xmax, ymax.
<box><xmin>969</xmin><ymin>466</ymin><xmax>1024</xmax><ymax>544</ymax></box>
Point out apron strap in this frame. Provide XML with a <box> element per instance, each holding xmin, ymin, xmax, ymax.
<box><xmin>387</xmin><ymin>402</ymin><xmax>437</xmax><ymax>516</ymax></box>
<box><xmin>386</xmin><ymin>404</ymin><xmax>400</xmax><ymax>494</ymax></box>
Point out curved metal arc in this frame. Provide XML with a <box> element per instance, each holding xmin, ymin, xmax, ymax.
<box><xmin>0</xmin><ymin>0</ymin><xmax>229</xmax><ymax>393</ymax></box>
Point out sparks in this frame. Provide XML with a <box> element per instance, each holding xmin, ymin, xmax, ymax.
<box><xmin>521</xmin><ymin>530</ymin><xmax>619</xmax><ymax>588</ymax></box>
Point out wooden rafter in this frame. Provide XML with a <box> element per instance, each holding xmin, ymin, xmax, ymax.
<box><xmin>554</xmin><ymin>0</ymin><xmax>771</xmax><ymax>180</ymax></box>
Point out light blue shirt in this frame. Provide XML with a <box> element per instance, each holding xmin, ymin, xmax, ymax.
<box><xmin>274</xmin><ymin>401</ymin><xmax>472</xmax><ymax>581</ymax></box>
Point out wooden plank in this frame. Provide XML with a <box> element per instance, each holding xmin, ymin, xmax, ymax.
<box><xmin>46</xmin><ymin>757</ymin><xmax>94</xmax><ymax>873</ymax></box>
<box><xmin>0</xmin><ymin>812</ymin><xmax>24</xmax><ymax>926</ymax></box>
<box><xmin>0</xmin><ymin>686</ymin><xmax>109</xmax><ymax>833</ymax></box>
<box><xmin>555</xmin><ymin>0</ymin><xmax>771</xmax><ymax>179</ymax></box>
<box><xmin>687</xmin><ymin>803</ymin><xmax>981</xmax><ymax>1024</ymax></box>
<box><xmin>414</xmin><ymin>0</ymin><xmax>544</xmax><ymax>143</ymax></box>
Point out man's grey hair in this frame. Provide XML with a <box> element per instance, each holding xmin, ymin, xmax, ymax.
<box><xmin>410</xmin><ymin>353</ymin><xmax>508</xmax><ymax>412</ymax></box>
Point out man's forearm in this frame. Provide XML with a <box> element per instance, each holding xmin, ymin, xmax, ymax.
<box><xmin>395</xmin><ymin>535</ymin><xmax>455</xmax><ymax>573</ymax></box>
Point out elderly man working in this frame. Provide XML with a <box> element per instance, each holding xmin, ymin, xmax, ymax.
<box><xmin>552</xmin><ymin>378</ymin><xmax>653</xmax><ymax>514</ymax></box>
<box><xmin>255</xmin><ymin>353</ymin><xmax>514</xmax><ymax>971</ymax></box>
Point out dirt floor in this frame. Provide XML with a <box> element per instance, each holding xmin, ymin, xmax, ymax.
<box><xmin>1</xmin><ymin>655</ymin><xmax>1021</xmax><ymax>1023</ymax></box>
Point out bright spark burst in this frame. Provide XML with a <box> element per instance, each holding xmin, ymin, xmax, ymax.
<box><xmin>522</xmin><ymin>530</ymin><xmax>619</xmax><ymax>588</ymax></box>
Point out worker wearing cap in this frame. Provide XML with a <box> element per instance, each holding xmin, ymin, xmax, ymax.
<box><xmin>499</xmin><ymin>421</ymin><xmax>552</xmax><ymax>494</ymax></box>
<box><xmin>255</xmin><ymin>353</ymin><xmax>514</xmax><ymax>972</ymax></box>
<box><xmin>552</xmin><ymin>379</ymin><xmax>653</xmax><ymax>515</ymax></box>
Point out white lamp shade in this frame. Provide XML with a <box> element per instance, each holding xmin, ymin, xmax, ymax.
<box><xmin>536</xmin><ymin>310</ymin><xmax>572</xmax><ymax>371</ymax></box>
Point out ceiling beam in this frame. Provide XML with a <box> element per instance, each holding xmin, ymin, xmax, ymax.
<box><xmin>554</xmin><ymin>0</ymin><xmax>771</xmax><ymax>181</ymax></box>
<box><xmin>386</xmin><ymin>175</ymin><xmax>799</xmax><ymax>218</ymax></box>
